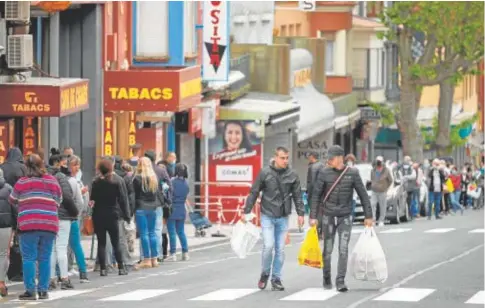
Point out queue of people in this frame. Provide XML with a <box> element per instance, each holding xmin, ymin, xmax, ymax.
<box><xmin>0</xmin><ymin>146</ymin><xmax>191</xmax><ymax>301</ymax></box>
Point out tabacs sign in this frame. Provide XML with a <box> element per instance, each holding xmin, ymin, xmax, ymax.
<box><xmin>202</xmin><ymin>1</ymin><xmax>230</xmax><ymax>81</ymax></box>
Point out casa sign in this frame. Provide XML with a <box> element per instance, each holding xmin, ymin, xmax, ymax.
<box><xmin>104</xmin><ymin>68</ymin><xmax>202</xmax><ymax>112</ymax></box>
<box><xmin>0</xmin><ymin>79</ymin><xmax>89</xmax><ymax>117</ymax></box>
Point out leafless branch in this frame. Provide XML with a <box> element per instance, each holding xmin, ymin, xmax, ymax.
<box><xmin>418</xmin><ymin>34</ymin><xmax>438</xmax><ymax>66</ymax></box>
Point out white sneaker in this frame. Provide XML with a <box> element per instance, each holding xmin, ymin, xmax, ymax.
<box><xmin>378</xmin><ymin>222</ymin><xmax>385</xmax><ymax>227</ymax></box>
<box><xmin>167</xmin><ymin>254</ymin><xmax>177</xmax><ymax>262</ymax></box>
<box><xmin>182</xmin><ymin>253</ymin><xmax>190</xmax><ymax>261</ymax></box>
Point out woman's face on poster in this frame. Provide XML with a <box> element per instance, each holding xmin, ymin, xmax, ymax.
<box><xmin>225</xmin><ymin>123</ymin><xmax>243</xmax><ymax>151</ymax></box>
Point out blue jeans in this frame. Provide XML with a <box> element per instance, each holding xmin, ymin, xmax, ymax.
<box><xmin>155</xmin><ymin>207</ymin><xmax>164</xmax><ymax>257</ymax></box>
<box><xmin>70</xmin><ymin>220</ymin><xmax>87</xmax><ymax>273</ymax></box>
<box><xmin>261</xmin><ymin>214</ymin><xmax>288</xmax><ymax>281</ymax></box>
<box><xmin>167</xmin><ymin>219</ymin><xmax>188</xmax><ymax>254</ymax></box>
<box><xmin>19</xmin><ymin>231</ymin><xmax>55</xmax><ymax>293</ymax></box>
<box><xmin>136</xmin><ymin>209</ymin><xmax>158</xmax><ymax>258</ymax></box>
<box><xmin>411</xmin><ymin>189</ymin><xmax>420</xmax><ymax>217</ymax></box>
<box><xmin>428</xmin><ymin>192</ymin><xmax>442</xmax><ymax>218</ymax></box>
<box><xmin>450</xmin><ymin>191</ymin><xmax>464</xmax><ymax>212</ymax></box>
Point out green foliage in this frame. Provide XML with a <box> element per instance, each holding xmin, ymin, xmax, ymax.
<box><xmin>367</xmin><ymin>102</ymin><xmax>398</xmax><ymax>127</ymax></box>
<box><xmin>381</xmin><ymin>2</ymin><xmax>485</xmax><ymax>86</ymax></box>
<box><xmin>424</xmin><ymin>113</ymin><xmax>479</xmax><ymax>149</ymax></box>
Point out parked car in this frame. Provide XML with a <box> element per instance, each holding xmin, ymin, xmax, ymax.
<box><xmin>353</xmin><ymin>163</ymin><xmax>410</xmax><ymax>224</ymax></box>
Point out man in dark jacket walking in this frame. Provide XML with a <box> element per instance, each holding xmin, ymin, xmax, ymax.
<box><xmin>0</xmin><ymin>147</ymin><xmax>27</xmax><ymax>187</ymax></box>
<box><xmin>310</xmin><ymin>145</ymin><xmax>373</xmax><ymax>292</ymax></box>
<box><xmin>307</xmin><ymin>152</ymin><xmax>324</xmax><ymax>236</ymax></box>
<box><xmin>243</xmin><ymin>146</ymin><xmax>304</xmax><ymax>291</ymax></box>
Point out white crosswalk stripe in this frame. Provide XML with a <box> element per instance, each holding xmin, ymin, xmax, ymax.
<box><xmin>469</xmin><ymin>229</ymin><xmax>485</xmax><ymax>234</ymax></box>
<box><xmin>99</xmin><ymin>289</ymin><xmax>175</xmax><ymax>301</ymax></box>
<box><xmin>380</xmin><ymin>228</ymin><xmax>412</xmax><ymax>234</ymax></box>
<box><xmin>465</xmin><ymin>291</ymin><xmax>485</xmax><ymax>304</ymax></box>
<box><xmin>280</xmin><ymin>288</ymin><xmax>339</xmax><ymax>301</ymax></box>
<box><xmin>352</xmin><ymin>228</ymin><xmax>365</xmax><ymax>234</ymax></box>
<box><xmin>424</xmin><ymin>228</ymin><xmax>456</xmax><ymax>233</ymax></box>
<box><xmin>9</xmin><ymin>289</ymin><xmax>95</xmax><ymax>303</ymax></box>
<box><xmin>189</xmin><ymin>288</ymin><xmax>259</xmax><ymax>301</ymax></box>
<box><xmin>373</xmin><ymin>288</ymin><xmax>436</xmax><ymax>302</ymax></box>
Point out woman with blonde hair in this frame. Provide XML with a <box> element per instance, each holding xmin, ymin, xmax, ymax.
<box><xmin>133</xmin><ymin>157</ymin><xmax>163</xmax><ymax>268</ymax></box>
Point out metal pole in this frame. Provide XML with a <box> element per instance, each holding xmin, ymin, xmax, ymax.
<box><xmin>204</xmin><ymin>135</ymin><xmax>209</xmax><ymax>218</ymax></box>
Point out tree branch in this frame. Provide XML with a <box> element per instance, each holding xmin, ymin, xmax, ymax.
<box><xmin>418</xmin><ymin>56</ymin><xmax>473</xmax><ymax>86</ymax></box>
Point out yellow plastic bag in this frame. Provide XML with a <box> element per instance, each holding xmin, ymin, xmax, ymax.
<box><xmin>297</xmin><ymin>226</ymin><xmax>323</xmax><ymax>269</ymax></box>
<box><xmin>445</xmin><ymin>178</ymin><xmax>454</xmax><ymax>193</ymax></box>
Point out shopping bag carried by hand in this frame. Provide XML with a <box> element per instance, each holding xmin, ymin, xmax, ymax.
<box><xmin>350</xmin><ymin>227</ymin><xmax>388</xmax><ymax>283</ymax></box>
<box><xmin>297</xmin><ymin>226</ymin><xmax>323</xmax><ymax>269</ymax></box>
<box><xmin>231</xmin><ymin>217</ymin><xmax>261</xmax><ymax>259</ymax></box>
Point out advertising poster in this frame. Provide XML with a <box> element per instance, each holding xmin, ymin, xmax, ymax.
<box><xmin>207</xmin><ymin>119</ymin><xmax>263</xmax><ymax>223</ymax></box>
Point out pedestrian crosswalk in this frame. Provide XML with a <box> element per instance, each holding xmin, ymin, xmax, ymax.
<box><xmin>4</xmin><ymin>287</ymin><xmax>484</xmax><ymax>304</ymax></box>
<box><xmin>350</xmin><ymin>227</ymin><xmax>483</xmax><ymax>235</ymax></box>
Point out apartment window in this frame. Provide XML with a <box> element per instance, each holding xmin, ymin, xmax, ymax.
<box><xmin>325</xmin><ymin>40</ymin><xmax>335</xmax><ymax>74</ymax></box>
<box><xmin>281</xmin><ymin>25</ymin><xmax>287</xmax><ymax>36</ymax></box>
<box><xmin>184</xmin><ymin>2</ymin><xmax>197</xmax><ymax>56</ymax></box>
<box><xmin>135</xmin><ymin>2</ymin><xmax>169</xmax><ymax>58</ymax></box>
<box><xmin>366</xmin><ymin>1</ymin><xmax>384</xmax><ymax>18</ymax></box>
<box><xmin>296</xmin><ymin>24</ymin><xmax>301</xmax><ymax>36</ymax></box>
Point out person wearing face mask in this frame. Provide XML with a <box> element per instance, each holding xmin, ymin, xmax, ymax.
<box><xmin>370</xmin><ymin>156</ymin><xmax>393</xmax><ymax>226</ymax></box>
<box><xmin>449</xmin><ymin>166</ymin><xmax>464</xmax><ymax>214</ymax></box>
<box><xmin>427</xmin><ymin>159</ymin><xmax>446</xmax><ymax>220</ymax></box>
<box><xmin>345</xmin><ymin>154</ymin><xmax>356</xmax><ymax>167</ymax></box>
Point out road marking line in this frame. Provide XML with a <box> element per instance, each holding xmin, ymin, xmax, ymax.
<box><xmin>469</xmin><ymin>229</ymin><xmax>485</xmax><ymax>234</ymax></box>
<box><xmin>99</xmin><ymin>289</ymin><xmax>176</xmax><ymax>301</ymax></box>
<box><xmin>189</xmin><ymin>288</ymin><xmax>259</xmax><ymax>301</ymax></box>
<box><xmin>465</xmin><ymin>291</ymin><xmax>485</xmax><ymax>304</ymax></box>
<box><xmin>424</xmin><ymin>228</ymin><xmax>456</xmax><ymax>233</ymax></box>
<box><xmin>345</xmin><ymin>244</ymin><xmax>484</xmax><ymax>308</ymax></box>
<box><xmin>380</xmin><ymin>228</ymin><xmax>412</xmax><ymax>234</ymax></box>
<box><xmin>352</xmin><ymin>229</ymin><xmax>365</xmax><ymax>234</ymax></box>
<box><xmin>280</xmin><ymin>288</ymin><xmax>340</xmax><ymax>301</ymax></box>
<box><xmin>373</xmin><ymin>288</ymin><xmax>435</xmax><ymax>302</ymax></box>
<box><xmin>9</xmin><ymin>290</ymin><xmax>95</xmax><ymax>303</ymax></box>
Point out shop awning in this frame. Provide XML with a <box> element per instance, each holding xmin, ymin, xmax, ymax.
<box><xmin>219</xmin><ymin>92</ymin><xmax>300</xmax><ymax>127</ymax></box>
<box><xmin>334</xmin><ymin>109</ymin><xmax>361</xmax><ymax>130</ymax></box>
<box><xmin>292</xmin><ymin>84</ymin><xmax>335</xmax><ymax>142</ymax></box>
<box><xmin>0</xmin><ymin>77</ymin><xmax>89</xmax><ymax>117</ymax></box>
<box><xmin>290</xmin><ymin>49</ymin><xmax>336</xmax><ymax>142</ymax></box>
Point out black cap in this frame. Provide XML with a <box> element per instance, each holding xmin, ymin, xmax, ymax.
<box><xmin>327</xmin><ymin>145</ymin><xmax>344</xmax><ymax>159</ymax></box>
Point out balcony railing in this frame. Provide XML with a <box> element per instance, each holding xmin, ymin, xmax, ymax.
<box><xmin>230</xmin><ymin>54</ymin><xmax>250</xmax><ymax>79</ymax></box>
<box><xmin>353</xmin><ymin>78</ymin><xmax>370</xmax><ymax>90</ymax></box>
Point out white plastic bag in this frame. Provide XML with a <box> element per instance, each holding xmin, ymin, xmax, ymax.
<box><xmin>231</xmin><ymin>220</ymin><xmax>261</xmax><ymax>259</ymax></box>
<box><xmin>350</xmin><ymin>227</ymin><xmax>388</xmax><ymax>283</ymax></box>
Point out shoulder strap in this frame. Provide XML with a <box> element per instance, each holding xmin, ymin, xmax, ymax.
<box><xmin>322</xmin><ymin>166</ymin><xmax>350</xmax><ymax>205</ymax></box>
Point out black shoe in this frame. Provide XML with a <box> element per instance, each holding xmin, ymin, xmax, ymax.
<box><xmin>271</xmin><ymin>279</ymin><xmax>285</xmax><ymax>291</ymax></box>
<box><xmin>48</xmin><ymin>279</ymin><xmax>57</xmax><ymax>291</ymax></box>
<box><xmin>80</xmin><ymin>272</ymin><xmax>90</xmax><ymax>283</ymax></box>
<box><xmin>336</xmin><ymin>280</ymin><xmax>348</xmax><ymax>292</ymax></box>
<box><xmin>61</xmin><ymin>279</ymin><xmax>74</xmax><ymax>290</ymax></box>
<box><xmin>323</xmin><ymin>277</ymin><xmax>333</xmax><ymax>290</ymax></box>
<box><xmin>18</xmin><ymin>291</ymin><xmax>37</xmax><ymax>301</ymax></box>
<box><xmin>100</xmin><ymin>270</ymin><xmax>108</xmax><ymax>277</ymax></box>
<box><xmin>38</xmin><ymin>292</ymin><xmax>49</xmax><ymax>300</ymax></box>
<box><xmin>258</xmin><ymin>273</ymin><xmax>269</xmax><ymax>290</ymax></box>
<box><xmin>119</xmin><ymin>268</ymin><xmax>128</xmax><ymax>276</ymax></box>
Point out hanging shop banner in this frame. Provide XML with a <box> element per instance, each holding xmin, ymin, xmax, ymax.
<box><xmin>128</xmin><ymin>111</ymin><xmax>137</xmax><ymax>157</ymax></box>
<box><xmin>103</xmin><ymin>111</ymin><xmax>114</xmax><ymax>156</ymax></box>
<box><xmin>23</xmin><ymin>117</ymin><xmax>38</xmax><ymax>156</ymax></box>
<box><xmin>206</xmin><ymin>119</ymin><xmax>263</xmax><ymax>223</ymax></box>
<box><xmin>202</xmin><ymin>0</ymin><xmax>230</xmax><ymax>81</ymax></box>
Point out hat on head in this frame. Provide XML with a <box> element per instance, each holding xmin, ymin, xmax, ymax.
<box><xmin>327</xmin><ymin>145</ymin><xmax>345</xmax><ymax>160</ymax></box>
<box><xmin>376</xmin><ymin>156</ymin><xmax>384</xmax><ymax>162</ymax></box>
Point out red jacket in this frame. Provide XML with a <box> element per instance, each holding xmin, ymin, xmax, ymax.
<box><xmin>449</xmin><ymin>174</ymin><xmax>461</xmax><ymax>190</ymax></box>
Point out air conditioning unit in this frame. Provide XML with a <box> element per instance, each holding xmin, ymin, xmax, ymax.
<box><xmin>5</xmin><ymin>1</ymin><xmax>31</xmax><ymax>22</ymax></box>
<box><xmin>7</xmin><ymin>34</ymin><xmax>33</xmax><ymax>69</ymax></box>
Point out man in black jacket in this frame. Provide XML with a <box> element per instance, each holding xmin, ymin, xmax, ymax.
<box><xmin>307</xmin><ymin>152</ymin><xmax>324</xmax><ymax>236</ymax></box>
<box><xmin>310</xmin><ymin>145</ymin><xmax>373</xmax><ymax>292</ymax></box>
<box><xmin>243</xmin><ymin>146</ymin><xmax>304</xmax><ymax>291</ymax></box>
<box><xmin>0</xmin><ymin>147</ymin><xmax>27</xmax><ymax>187</ymax></box>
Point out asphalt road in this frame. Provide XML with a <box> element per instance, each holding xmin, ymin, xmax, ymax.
<box><xmin>2</xmin><ymin>210</ymin><xmax>484</xmax><ymax>308</ymax></box>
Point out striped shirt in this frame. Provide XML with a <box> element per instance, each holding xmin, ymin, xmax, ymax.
<box><xmin>9</xmin><ymin>174</ymin><xmax>62</xmax><ymax>234</ymax></box>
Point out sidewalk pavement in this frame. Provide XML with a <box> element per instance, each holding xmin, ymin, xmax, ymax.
<box><xmin>81</xmin><ymin>223</ymin><xmax>234</xmax><ymax>261</ymax></box>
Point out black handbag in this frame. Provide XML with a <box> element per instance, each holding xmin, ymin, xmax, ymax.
<box><xmin>7</xmin><ymin>234</ymin><xmax>22</xmax><ymax>281</ymax></box>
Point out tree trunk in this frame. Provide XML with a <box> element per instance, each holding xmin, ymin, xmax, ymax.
<box><xmin>436</xmin><ymin>79</ymin><xmax>455</xmax><ymax>157</ymax></box>
<box><xmin>399</xmin><ymin>79</ymin><xmax>425</xmax><ymax>162</ymax></box>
